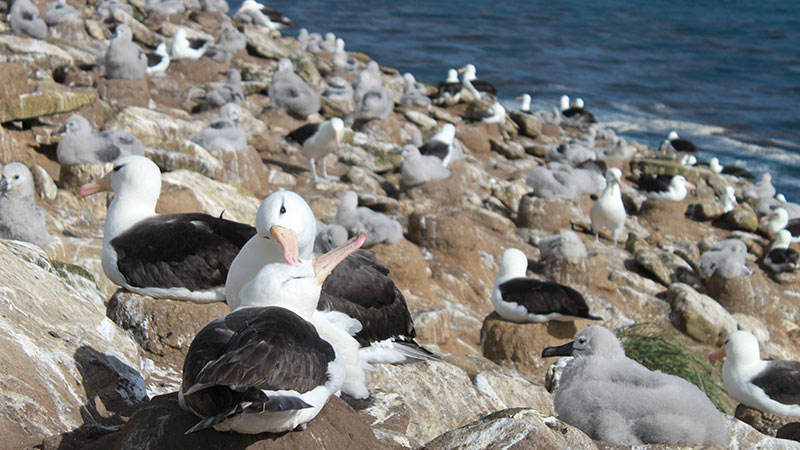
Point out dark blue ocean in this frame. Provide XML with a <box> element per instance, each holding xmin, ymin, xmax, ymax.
<box><xmin>231</xmin><ymin>1</ymin><xmax>800</xmax><ymax>198</ymax></box>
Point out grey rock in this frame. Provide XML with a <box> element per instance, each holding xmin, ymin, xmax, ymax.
<box><xmin>667</xmin><ymin>282</ymin><xmax>737</xmax><ymax>346</ymax></box>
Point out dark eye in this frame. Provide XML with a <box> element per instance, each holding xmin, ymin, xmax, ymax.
<box><xmin>280</xmin><ymin>205</ymin><xmax>286</xmax><ymax>214</ymax></box>
<box><xmin>113</xmin><ymin>165</ymin><xmax>123</xmax><ymax>172</ymax></box>
<box><xmin>13</xmin><ymin>175</ymin><xmax>19</xmax><ymax>180</ymax></box>
<box><xmin>578</xmin><ymin>337</ymin><xmax>586</xmax><ymax>344</ymax></box>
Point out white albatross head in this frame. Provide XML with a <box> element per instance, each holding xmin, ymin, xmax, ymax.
<box><xmin>255</xmin><ymin>190</ymin><xmax>318</xmax><ymax>266</ymax></box>
<box><xmin>560</xmin><ymin>95</ymin><xmax>570</xmax><ymax>111</ymax></box>
<box><xmin>78</xmin><ymin>155</ymin><xmax>161</xmax><ymax>202</ymax></box>
<box><xmin>237</xmin><ymin>233</ymin><xmax>366</xmax><ymax>316</ymax></box>
<box><xmin>707</xmin><ymin>330</ymin><xmax>761</xmax><ymax>367</ymax></box>
<box><xmin>495</xmin><ymin>248</ymin><xmax>529</xmax><ymax>284</ymax></box>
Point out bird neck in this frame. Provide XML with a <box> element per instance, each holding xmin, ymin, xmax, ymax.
<box><xmin>103</xmin><ymin>189</ymin><xmax>158</xmax><ymax>241</ymax></box>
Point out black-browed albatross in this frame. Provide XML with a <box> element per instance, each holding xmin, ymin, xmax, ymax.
<box><xmin>709</xmin><ymin>330</ymin><xmax>800</xmax><ymax>417</ymax></box>
<box><xmin>180</xmin><ymin>234</ymin><xmax>366</xmax><ymax>434</ymax></box>
<box><xmin>226</xmin><ymin>190</ymin><xmax>438</xmax><ymax>364</ymax></box>
<box><xmin>492</xmin><ymin>248</ymin><xmax>600</xmax><ymax>323</ymax></box>
<box><xmin>79</xmin><ymin>155</ymin><xmax>256</xmax><ymax>302</ymax></box>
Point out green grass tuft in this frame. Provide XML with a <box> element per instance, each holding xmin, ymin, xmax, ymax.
<box><xmin>616</xmin><ymin>322</ymin><xmax>730</xmax><ymax>414</ymax></box>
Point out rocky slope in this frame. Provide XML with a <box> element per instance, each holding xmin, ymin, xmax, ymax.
<box><xmin>0</xmin><ymin>0</ymin><xmax>799</xmax><ymax>448</ymax></box>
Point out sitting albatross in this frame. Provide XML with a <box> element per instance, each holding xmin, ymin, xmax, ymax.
<box><xmin>543</xmin><ymin>326</ymin><xmax>728</xmax><ymax>445</ymax></box>
<box><xmin>709</xmin><ymin>330</ymin><xmax>800</xmax><ymax>417</ymax></box>
<box><xmin>492</xmin><ymin>248</ymin><xmax>600</xmax><ymax>323</ymax></box>
<box><xmin>180</xmin><ymin>235</ymin><xmax>366</xmax><ymax>434</ymax></box>
<box><xmin>79</xmin><ymin>156</ymin><xmax>256</xmax><ymax>302</ymax></box>
<box><xmin>226</xmin><ymin>190</ymin><xmax>438</xmax><ymax>364</ymax></box>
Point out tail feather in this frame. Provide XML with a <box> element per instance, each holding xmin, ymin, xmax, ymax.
<box><xmin>359</xmin><ymin>337</ymin><xmax>442</xmax><ymax>364</ymax></box>
<box><xmin>185</xmin><ymin>403</ymin><xmax>244</xmax><ymax>434</ymax></box>
<box><xmin>184</xmin><ymin>395</ymin><xmax>312</xmax><ymax>435</ymax></box>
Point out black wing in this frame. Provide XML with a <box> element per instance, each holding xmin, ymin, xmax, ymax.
<box><xmin>498</xmin><ymin>278</ymin><xmax>599</xmax><ymax>319</ymax></box>
<box><xmin>111</xmin><ymin>213</ymin><xmax>256</xmax><ymax>290</ymax></box>
<box><xmin>722</xmin><ymin>166</ymin><xmax>754</xmax><ymax>180</ymax></box>
<box><xmin>785</xmin><ymin>219</ymin><xmax>800</xmax><ymax>237</ymax></box>
<box><xmin>562</xmin><ymin>108</ymin><xmax>596</xmax><ymax>123</ymax></box>
<box><xmin>188</xmin><ymin>38</ymin><xmax>208</xmax><ymax>50</ymax></box>
<box><xmin>146</xmin><ymin>52</ymin><xmax>163</xmax><ymax>67</ymax></box>
<box><xmin>670</xmin><ymin>138</ymin><xmax>697</xmax><ymax>153</ymax></box>
<box><xmin>751</xmin><ymin>360</ymin><xmax>800</xmax><ymax>406</ymax></box>
<box><xmin>767</xmin><ymin>248</ymin><xmax>799</xmax><ymax>265</ymax></box>
<box><xmin>262</xmin><ymin>6</ymin><xmax>292</xmax><ymax>26</ymax></box>
<box><xmin>318</xmin><ymin>249</ymin><xmax>416</xmax><ymax>346</ymax></box>
<box><xmin>638</xmin><ymin>173</ymin><xmax>673</xmax><ymax>193</ymax></box>
<box><xmin>471</xmin><ymin>79</ymin><xmax>498</xmax><ymax>97</ymax></box>
<box><xmin>435</xmin><ymin>81</ymin><xmax>461</xmax><ymax>97</ymax></box>
<box><xmin>286</xmin><ymin>123</ymin><xmax>320</xmax><ymax>146</ymax></box>
<box><xmin>418</xmin><ymin>140</ymin><xmax>449</xmax><ymax>161</ymax></box>
<box><xmin>182</xmin><ymin>307</ymin><xmax>335</xmax><ymax>418</ymax></box>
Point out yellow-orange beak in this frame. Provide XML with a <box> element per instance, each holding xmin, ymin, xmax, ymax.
<box><xmin>707</xmin><ymin>347</ymin><xmax>726</xmax><ymax>363</ymax></box>
<box><xmin>312</xmin><ymin>233</ymin><xmax>365</xmax><ymax>284</ymax></box>
<box><xmin>457</xmin><ymin>67</ymin><xmax>466</xmax><ymax>73</ymax></box>
<box><xmin>686</xmin><ymin>182</ymin><xmax>697</xmax><ymax>191</ymax></box>
<box><xmin>760</xmin><ymin>215</ymin><xmax>771</xmax><ymax>223</ymax></box>
<box><xmin>78</xmin><ymin>171</ymin><xmax>112</xmax><ymax>198</ymax></box>
<box><xmin>270</xmin><ymin>225</ymin><xmax>300</xmax><ymax>266</ymax></box>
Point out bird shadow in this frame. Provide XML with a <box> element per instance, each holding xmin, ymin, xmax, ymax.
<box><xmin>45</xmin><ymin>345</ymin><xmax>149</xmax><ymax>449</ymax></box>
<box><xmin>260</xmin><ymin>156</ymin><xmax>309</xmax><ymax>177</ymax></box>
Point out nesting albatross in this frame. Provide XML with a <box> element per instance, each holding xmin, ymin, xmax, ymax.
<box><xmin>180</xmin><ymin>235</ymin><xmax>367</xmax><ymax>434</ymax></box>
<box><xmin>268</xmin><ymin>58</ymin><xmax>321</xmax><ymax>118</ymax></box>
<box><xmin>103</xmin><ymin>23</ymin><xmax>147</xmax><ymax>80</ymax></box>
<box><xmin>52</xmin><ymin>114</ymin><xmax>145</xmax><ymax>165</ymax></box>
<box><xmin>543</xmin><ymin>326</ymin><xmax>728</xmax><ymax>446</ymax></box>
<box><xmin>334</xmin><ymin>190</ymin><xmax>403</xmax><ymax>247</ymax></box>
<box><xmin>0</xmin><ymin>163</ymin><xmax>52</xmax><ymax>248</ymax></box>
<box><xmin>189</xmin><ymin>103</ymin><xmax>248</xmax><ymax>153</ymax></box>
<box><xmin>171</xmin><ymin>28</ymin><xmax>207</xmax><ymax>60</ymax></box>
<box><xmin>492</xmin><ymin>248</ymin><xmax>600</xmax><ymax>323</ymax></box>
<box><xmin>400</xmin><ymin>144</ymin><xmax>451</xmax><ymax>187</ymax></box>
<box><xmin>9</xmin><ymin>0</ymin><xmax>48</xmax><ymax>39</ymax></box>
<box><xmin>226</xmin><ymin>190</ymin><xmax>438</xmax><ymax>364</ymax></box>
<box><xmin>79</xmin><ymin>156</ymin><xmax>256</xmax><ymax>302</ymax></box>
<box><xmin>44</xmin><ymin>0</ymin><xmax>80</xmax><ymax>25</ymax></box>
<box><xmin>638</xmin><ymin>173</ymin><xmax>695</xmax><ymax>201</ymax></box>
<box><xmin>709</xmin><ymin>330</ymin><xmax>800</xmax><ymax>417</ymax></box>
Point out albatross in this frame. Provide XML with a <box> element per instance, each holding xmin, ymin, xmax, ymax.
<box><xmin>543</xmin><ymin>326</ymin><xmax>728</xmax><ymax>445</ymax></box>
<box><xmin>590</xmin><ymin>167</ymin><xmax>626</xmax><ymax>244</ymax></box>
<box><xmin>762</xmin><ymin>229</ymin><xmax>798</xmax><ymax>273</ymax></box>
<box><xmin>104</xmin><ymin>23</ymin><xmax>147</xmax><ymax>80</ymax></box>
<box><xmin>180</xmin><ymin>234</ymin><xmax>366</xmax><ymax>434</ymax></box>
<box><xmin>492</xmin><ymin>248</ymin><xmax>600</xmax><ymax>323</ymax></box>
<box><xmin>268</xmin><ymin>58</ymin><xmax>321</xmax><ymax>118</ymax></box>
<box><xmin>145</xmin><ymin>43</ymin><xmax>170</xmax><ymax>77</ymax></box>
<box><xmin>226</xmin><ymin>190</ymin><xmax>438</xmax><ymax>364</ymax></box>
<box><xmin>286</xmin><ymin>118</ymin><xmax>344</xmax><ymax>183</ymax></box>
<box><xmin>638</xmin><ymin>173</ymin><xmax>695</xmax><ymax>201</ymax></box>
<box><xmin>52</xmin><ymin>114</ymin><xmax>145</xmax><ymax>165</ymax></box>
<box><xmin>709</xmin><ymin>330</ymin><xmax>800</xmax><ymax>417</ymax></box>
<box><xmin>171</xmin><ymin>28</ymin><xmax>207</xmax><ymax>60</ymax></box>
<box><xmin>0</xmin><ymin>163</ymin><xmax>52</xmax><ymax>248</ymax></box>
<box><xmin>79</xmin><ymin>156</ymin><xmax>256</xmax><ymax>302</ymax></box>
<box><xmin>419</xmin><ymin>123</ymin><xmax>463</xmax><ymax>167</ymax></box>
